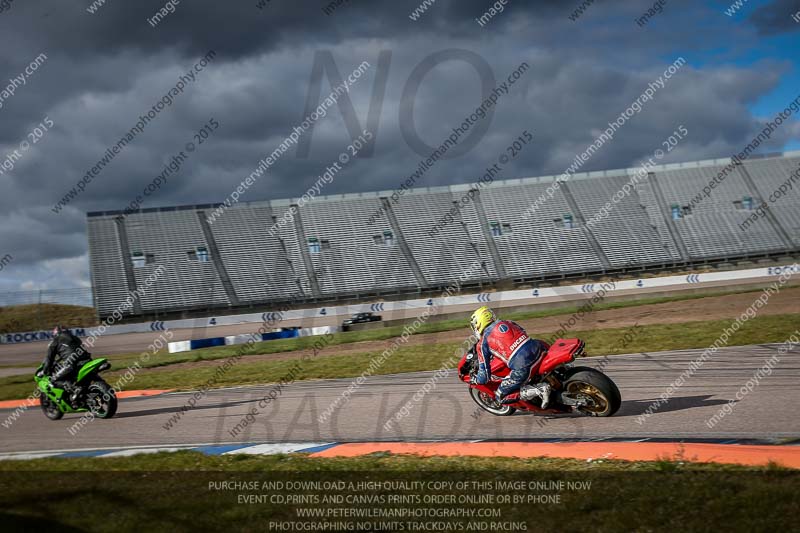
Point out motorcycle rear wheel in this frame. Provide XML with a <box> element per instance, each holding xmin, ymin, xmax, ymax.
<box><xmin>469</xmin><ymin>387</ymin><xmax>516</xmax><ymax>416</ymax></box>
<box><xmin>86</xmin><ymin>381</ymin><xmax>117</xmax><ymax>419</ymax></box>
<box><xmin>40</xmin><ymin>394</ymin><xmax>64</xmax><ymax>420</ymax></box>
<box><xmin>562</xmin><ymin>367</ymin><xmax>621</xmax><ymax>417</ymax></box>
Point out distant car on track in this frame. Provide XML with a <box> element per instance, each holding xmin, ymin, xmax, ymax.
<box><xmin>342</xmin><ymin>312</ymin><xmax>382</xmax><ymax>329</ymax></box>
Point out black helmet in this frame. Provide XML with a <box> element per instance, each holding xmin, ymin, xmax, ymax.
<box><xmin>52</xmin><ymin>325</ymin><xmax>67</xmax><ymax>336</ymax></box>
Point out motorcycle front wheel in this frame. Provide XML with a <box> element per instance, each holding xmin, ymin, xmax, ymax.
<box><xmin>469</xmin><ymin>387</ymin><xmax>516</xmax><ymax>416</ymax></box>
<box><xmin>40</xmin><ymin>394</ymin><xmax>63</xmax><ymax>420</ymax></box>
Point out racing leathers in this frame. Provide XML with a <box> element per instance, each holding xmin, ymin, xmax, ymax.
<box><xmin>472</xmin><ymin>320</ymin><xmax>549</xmax><ymax>405</ymax></box>
<box><xmin>42</xmin><ymin>330</ymin><xmax>91</xmax><ymax>397</ymax></box>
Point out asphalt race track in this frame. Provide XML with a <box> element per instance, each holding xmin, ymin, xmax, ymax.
<box><xmin>2</xmin><ymin>344</ymin><xmax>797</xmax><ymax>453</ymax></box>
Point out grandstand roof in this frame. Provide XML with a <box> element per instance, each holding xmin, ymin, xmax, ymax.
<box><xmin>87</xmin><ymin>150</ymin><xmax>800</xmax><ymax>218</ymax></box>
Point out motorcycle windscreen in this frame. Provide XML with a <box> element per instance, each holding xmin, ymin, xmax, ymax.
<box><xmin>539</xmin><ymin>338</ymin><xmax>584</xmax><ymax>374</ymax></box>
<box><xmin>458</xmin><ymin>350</ymin><xmax>511</xmax><ymax>380</ymax></box>
<box><xmin>457</xmin><ymin>352</ymin><xmax>473</xmax><ymax>381</ymax></box>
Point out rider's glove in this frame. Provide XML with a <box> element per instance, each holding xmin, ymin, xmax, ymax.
<box><xmin>472</xmin><ymin>363</ymin><xmax>488</xmax><ymax>385</ymax></box>
<box><xmin>35</xmin><ymin>370</ymin><xmax>44</xmax><ymax>378</ymax></box>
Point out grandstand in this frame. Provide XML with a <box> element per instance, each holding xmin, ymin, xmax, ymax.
<box><xmin>86</xmin><ymin>151</ymin><xmax>800</xmax><ymax>320</ymax></box>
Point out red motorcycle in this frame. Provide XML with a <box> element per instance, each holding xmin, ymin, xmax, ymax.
<box><xmin>458</xmin><ymin>338</ymin><xmax>621</xmax><ymax>417</ymax></box>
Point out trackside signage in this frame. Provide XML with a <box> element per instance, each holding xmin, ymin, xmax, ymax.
<box><xmin>0</xmin><ymin>265</ymin><xmax>794</xmax><ymax>344</ymax></box>
<box><xmin>2</xmin><ymin>328</ymin><xmax>86</xmax><ymax>345</ymax></box>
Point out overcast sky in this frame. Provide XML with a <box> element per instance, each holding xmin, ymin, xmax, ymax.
<box><xmin>0</xmin><ymin>0</ymin><xmax>798</xmax><ymax>293</ymax></box>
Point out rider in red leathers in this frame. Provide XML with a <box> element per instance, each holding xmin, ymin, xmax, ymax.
<box><xmin>469</xmin><ymin>306</ymin><xmax>552</xmax><ymax>407</ymax></box>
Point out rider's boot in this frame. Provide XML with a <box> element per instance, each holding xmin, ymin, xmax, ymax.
<box><xmin>69</xmin><ymin>385</ymin><xmax>83</xmax><ymax>406</ymax></box>
<box><xmin>57</xmin><ymin>382</ymin><xmax>81</xmax><ymax>406</ymax></box>
<box><xmin>520</xmin><ymin>382</ymin><xmax>552</xmax><ymax>409</ymax></box>
<box><xmin>51</xmin><ymin>380</ymin><xmax>68</xmax><ymax>395</ymax></box>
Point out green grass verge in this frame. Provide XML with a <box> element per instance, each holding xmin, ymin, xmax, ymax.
<box><xmin>0</xmin><ymin>284</ymin><xmax>759</xmax><ymax>338</ymax></box>
<box><xmin>0</xmin><ymin>303</ymin><xmax>97</xmax><ymax>334</ymax></box>
<box><xmin>0</xmin><ymin>450</ymin><xmax>784</xmax><ymax>472</ymax></box>
<box><xmin>72</xmin><ymin>284</ymin><xmax>800</xmax><ymax>373</ymax></box>
<box><xmin>0</xmin><ymin>453</ymin><xmax>796</xmax><ymax>532</ymax></box>
<box><xmin>0</xmin><ymin>313</ymin><xmax>797</xmax><ymax>401</ymax></box>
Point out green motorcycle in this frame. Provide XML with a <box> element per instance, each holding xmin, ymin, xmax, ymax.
<box><xmin>34</xmin><ymin>359</ymin><xmax>118</xmax><ymax>420</ymax></box>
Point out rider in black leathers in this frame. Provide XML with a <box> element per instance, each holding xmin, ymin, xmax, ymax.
<box><xmin>40</xmin><ymin>325</ymin><xmax>91</xmax><ymax>404</ymax></box>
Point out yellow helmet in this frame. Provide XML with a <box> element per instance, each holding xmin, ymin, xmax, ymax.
<box><xmin>470</xmin><ymin>306</ymin><xmax>496</xmax><ymax>336</ymax></box>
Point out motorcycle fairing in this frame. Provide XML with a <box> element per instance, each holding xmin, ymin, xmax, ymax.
<box><xmin>76</xmin><ymin>358</ymin><xmax>110</xmax><ymax>383</ymax></box>
<box><xmin>538</xmin><ymin>339</ymin><xmax>584</xmax><ymax>375</ymax></box>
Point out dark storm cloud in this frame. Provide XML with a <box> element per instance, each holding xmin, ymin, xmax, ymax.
<box><xmin>1</xmin><ymin>0</ymin><xmax>566</xmax><ymax>62</ymax></box>
<box><xmin>748</xmin><ymin>0</ymin><xmax>800</xmax><ymax>35</ymax></box>
<box><xmin>0</xmin><ymin>0</ymin><xmax>795</xmax><ymax>290</ymax></box>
